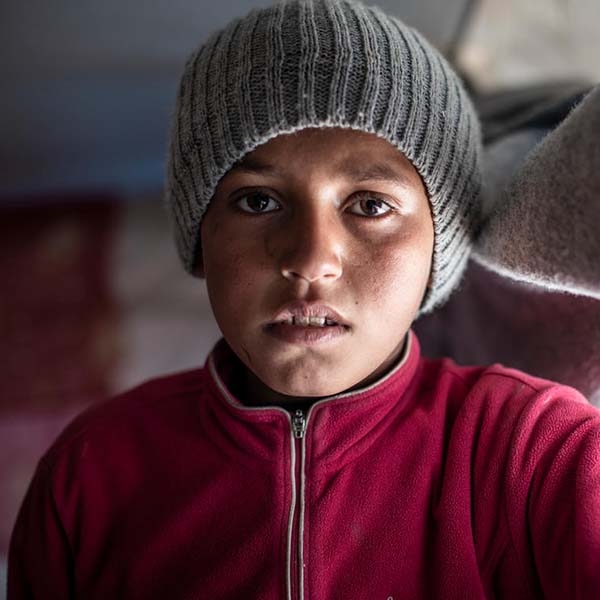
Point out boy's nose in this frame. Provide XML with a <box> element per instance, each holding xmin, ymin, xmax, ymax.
<box><xmin>278</xmin><ymin>211</ymin><xmax>343</xmax><ymax>284</ymax></box>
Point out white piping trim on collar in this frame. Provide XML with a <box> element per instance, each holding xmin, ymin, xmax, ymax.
<box><xmin>325</xmin><ymin>331</ymin><xmax>413</xmax><ymax>402</ymax></box>
<box><xmin>207</xmin><ymin>331</ymin><xmax>413</xmax><ymax>410</ymax></box>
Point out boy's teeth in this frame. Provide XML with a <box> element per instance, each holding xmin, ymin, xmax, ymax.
<box><xmin>285</xmin><ymin>316</ymin><xmax>334</xmax><ymax>327</ymax></box>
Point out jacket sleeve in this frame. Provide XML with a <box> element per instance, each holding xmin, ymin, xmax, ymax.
<box><xmin>506</xmin><ymin>386</ymin><xmax>600</xmax><ymax>598</ymax></box>
<box><xmin>7</xmin><ymin>460</ymin><xmax>75</xmax><ymax>600</ymax></box>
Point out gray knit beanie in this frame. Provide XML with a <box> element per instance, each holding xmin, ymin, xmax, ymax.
<box><xmin>166</xmin><ymin>0</ymin><xmax>482</xmax><ymax>314</ymax></box>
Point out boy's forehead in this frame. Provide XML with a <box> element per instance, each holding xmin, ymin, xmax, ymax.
<box><xmin>228</xmin><ymin>128</ymin><xmax>423</xmax><ymax>189</ymax></box>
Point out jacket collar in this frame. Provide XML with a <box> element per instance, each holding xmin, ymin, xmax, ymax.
<box><xmin>206</xmin><ymin>331</ymin><xmax>422</xmax><ymax>465</ymax></box>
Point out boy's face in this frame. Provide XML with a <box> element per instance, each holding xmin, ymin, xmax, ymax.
<box><xmin>200</xmin><ymin>128</ymin><xmax>433</xmax><ymax>401</ymax></box>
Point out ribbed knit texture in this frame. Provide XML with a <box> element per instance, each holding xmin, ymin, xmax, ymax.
<box><xmin>165</xmin><ymin>0</ymin><xmax>482</xmax><ymax>313</ymax></box>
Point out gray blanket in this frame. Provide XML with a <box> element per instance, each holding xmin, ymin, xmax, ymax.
<box><xmin>416</xmin><ymin>84</ymin><xmax>600</xmax><ymax>406</ymax></box>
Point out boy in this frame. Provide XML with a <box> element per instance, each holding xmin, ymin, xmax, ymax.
<box><xmin>8</xmin><ymin>0</ymin><xmax>600</xmax><ymax>598</ymax></box>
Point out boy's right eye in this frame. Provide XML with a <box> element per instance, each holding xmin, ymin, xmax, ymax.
<box><xmin>236</xmin><ymin>191</ymin><xmax>280</xmax><ymax>214</ymax></box>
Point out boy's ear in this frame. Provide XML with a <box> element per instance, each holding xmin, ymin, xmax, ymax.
<box><xmin>193</xmin><ymin>248</ymin><xmax>206</xmax><ymax>278</ymax></box>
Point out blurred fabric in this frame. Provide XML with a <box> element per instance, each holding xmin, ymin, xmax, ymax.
<box><xmin>1</xmin><ymin>198</ymin><xmax>120</xmax><ymax>413</ymax></box>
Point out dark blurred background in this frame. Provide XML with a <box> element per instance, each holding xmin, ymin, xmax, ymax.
<box><xmin>1</xmin><ymin>0</ymin><xmax>599</xmax><ymax>591</ymax></box>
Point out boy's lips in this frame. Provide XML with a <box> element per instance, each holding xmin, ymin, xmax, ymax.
<box><xmin>264</xmin><ymin>301</ymin><xmax>350</xmax><ymax>345</ymax></box>
<box><xmin>266</xmin><ymin>301</ymin><xmax>350</xmax><ymax>328</ymax></box>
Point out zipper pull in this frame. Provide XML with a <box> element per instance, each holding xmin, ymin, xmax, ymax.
<box><xmin>292</xmin><ymin>409</ymin><xmax>307</xmax><ymax>439</ymax></box>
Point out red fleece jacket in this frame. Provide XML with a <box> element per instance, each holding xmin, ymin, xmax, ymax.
<box><xmin>8</xmin><ymin>332</ymin><xmax>600</xmax><ymax>599</ymax></box>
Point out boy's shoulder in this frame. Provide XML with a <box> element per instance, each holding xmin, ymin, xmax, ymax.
<box><xmin>422</xmin><ymin>354</ymin><xmax>599</xmax><ymax>440</ymax></box>
<box><xmin>425</xmin><ymin>351</ymin><xmax>592</xmax><ymax>400</ymax></box>
<box><xmin>42</xmin><ymin>366</ymin><xmax>213</xmax><ymax>467</ymax></box>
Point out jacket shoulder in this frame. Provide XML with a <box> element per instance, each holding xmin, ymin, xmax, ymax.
<box><xmin>420</xmin><ymin>355</ymin><xmax>598</xmax><ymax>427</ymax></box>
<box><xmin>42</xmin><ymin>367</ymin><xmax>212</xmax><ymax>464</ymax></box>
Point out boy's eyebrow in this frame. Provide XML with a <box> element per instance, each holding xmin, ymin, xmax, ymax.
<box><xmin>230</xmin><ymin>156</ymin><xmax>413</xmax><ymax>188</ymax></box>
<box><xmin>229</xmin><ymin>156</ymin><xmax>278</xmax><ymax>175</ymax></box>
<box><xmin>337</xmin><ymin>160</ymin><xmax>413</xmax><ymax>189</ymax></box>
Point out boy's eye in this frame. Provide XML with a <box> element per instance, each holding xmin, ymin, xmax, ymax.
<box><xmin>347</xmin><ymin>195</ymin><xmax>393</xmax><ymax>217</ymax></box>
<box><xmin>236</xmin><ymin>192</ymin><xmax>280</xmax><ymax>214</ymax></box>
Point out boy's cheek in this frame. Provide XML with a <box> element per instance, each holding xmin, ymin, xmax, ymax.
<box><xmin>198</xmin><ymin>215</ymin><xmax>231</xmax><ymax>279</ymax></box>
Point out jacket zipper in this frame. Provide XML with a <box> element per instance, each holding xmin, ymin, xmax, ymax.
<box><xmin>288</xmin><ymin>409</ymin><xmax>307</xmax><ymax>600</ymax></box>
<box><xmin>292</xmin><ymin>409</ymin><xmax>307</xmax><ymax>439</ymax></box>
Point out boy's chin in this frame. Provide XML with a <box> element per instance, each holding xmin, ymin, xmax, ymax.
<box><xmin>240</xmin><ymin>338</ymin><xmax>408</xmax><ymax>405</ymax></box>
<box><xmin>244</xmin><ymin>366</ymin><xmax>360</xmax><ymax>405</ymax></box>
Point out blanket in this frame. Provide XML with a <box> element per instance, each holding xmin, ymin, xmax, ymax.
<box><xmin>416</xmin><ymin>84</ymin><xmax>600</xmax><ymax>406</ymax></box>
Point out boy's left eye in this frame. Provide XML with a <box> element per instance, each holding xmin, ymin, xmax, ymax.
<box><xmin>347</xmin><ymin>195</ymin><xmax>394</xmax><ymax>217</ymax></box>
<box><xmin>236</xmin><ymin>192</ymin><xmax>280</xmax><ymax>214</ymax></box>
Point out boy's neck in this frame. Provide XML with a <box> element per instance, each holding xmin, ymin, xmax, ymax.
<box><xmin>232</xmin><ymin>334</ymin><xmax>408</xmax><ymax>411</ymax></box>
<box><xmin>241</xmin><ymin>368</ymin><xmax>325</xmax><ymax>411</ymax></box>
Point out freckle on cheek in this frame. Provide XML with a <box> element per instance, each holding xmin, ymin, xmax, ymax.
<box><xmin>264</xmin><ymin>235</ymin><xmax>276</xmax><ymax>259</ymax></box>
<box><xmin>206</xmin><ymin>217</ymin><xmax>221</xmax><ymax>237</ymax></box>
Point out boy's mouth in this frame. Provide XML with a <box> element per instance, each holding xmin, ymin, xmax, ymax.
<box><xmin>278</xmin><ymin>316</ymin><xmax>340</xmax><ymax>327</ymax></box>
<box><xmin>264</xmin><ymin>302</ymin><xmax>351</xmax><ymax>345</ymax></box>
<box><xmin>265</xmin><ymin>319</ymin><xmax>349</xmax><ymax>346</ymax></box>
<box><xmin>267</xmin><ymin>302</ymin><xmax>350</xmax><ymax>329</ymax></box>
